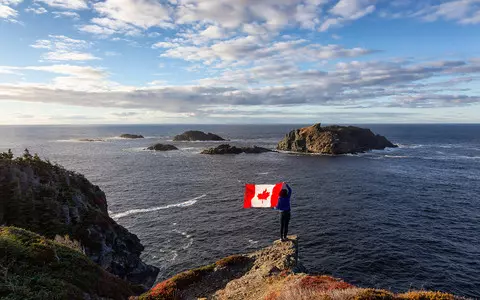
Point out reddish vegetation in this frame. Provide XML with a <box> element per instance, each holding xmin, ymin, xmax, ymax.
<box><xmin>264</xmin><ymin>291</ymin><xmax>280</xmax><ymax>300</ymax></box>
<box><xmin>299</xmin><ymin>275</ymin><xmax>353</xmax><ymax>291</ymax></box>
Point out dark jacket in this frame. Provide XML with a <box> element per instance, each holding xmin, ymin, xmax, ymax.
<box><xmin>276</xmin><ymin>185</ymin><xmax>292</xmax><ymax>212</ymax></box>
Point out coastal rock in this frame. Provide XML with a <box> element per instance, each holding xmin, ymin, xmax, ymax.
<box><xmin>201</xmin><ymin>144</ymin><xmax>272</xmax><ymax>154</ymax></box>
<box><xmin>277</xmin><ymin>123</ymin><xmax>398</xmax><ymax>154</ymax></box>
<box><xmin>0</xmin><ymin>152</ymin><xmax>159</xmax><ymax>288</ymax></box>
<box><xmin>120</xmin><ymin>134</ymin><xmax>144</xmax><ymax>139</ymax></box>
<box><xmin>173</xmin><ymin>130</ymin><xmax>225</xmax><ymax>141</ymax></box>
<box><xmin>146</xmin><ymin>143</ymin><xmax>178</xmax><ymax>151</ymax></box>
<box><xmin>139</xmin><ymin>236</ymin><xmax>459</xmax><ymax>300</ymax></box>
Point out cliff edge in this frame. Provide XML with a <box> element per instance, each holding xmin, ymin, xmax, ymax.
<box><xmin>140</xmin><ymin>236</ymin><xmax>459</xmax><ymax>300</ymax></box>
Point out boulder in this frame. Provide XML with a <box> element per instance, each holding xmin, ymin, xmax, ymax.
<box><xmin>0</xmin><ymin>153</ymin><xmax>159</xmax><ymax>288</ymax></box>
<box><xmin>146</xmin><ymin>144</ymin><xmax>178</xmax><ymax>151</ymax></box>
<box><xmin>173</xmin><ymin>130</ymin><xmax>225</xmax><ymax>141</ymax></box>
<box><xmin>201</xmin><ymin>144</ymin><xmax>272</xmax><ymax>154</ymax></box>
<box><xmin>120</xmin><ymin>134</ymin><xmax>144</xmax><ymax>139</ymax></box>
<box><xmin>277</xmin><ymin>123</ymin><xmax>397</xmax><ymax>154</ymax></box>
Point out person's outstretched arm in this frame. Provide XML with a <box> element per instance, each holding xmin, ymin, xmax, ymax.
<box><xmin>286</xmin><ymin>184</ymin><xmax>292</xmax><ymax>197</ymax></box>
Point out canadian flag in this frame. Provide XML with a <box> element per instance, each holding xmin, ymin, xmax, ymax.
<box><xmin>244</xmin><ymin>183</ymin><xmax>285</xmax><ymax>208</ymax></box>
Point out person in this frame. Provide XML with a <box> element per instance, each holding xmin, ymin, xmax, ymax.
<box><xmin>275</xmin><ymin>183</ymin><xmax>292</xmax><ymax>241</ymax></box>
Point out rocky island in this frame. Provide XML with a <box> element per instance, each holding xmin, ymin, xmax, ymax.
<box><xmin>120</xmin><ymin>134</ymin><xmax>144</xmax><ymax>139</ymax></box>
<box><xmin>201</xmin><ymin>144</ymin><xmax>272</xmax><ymax>155</ymax></box>
<box><xmin>277</xmin><ymin>123</ymin><xmax>397</xmax><ymax>155</ymax></box>
<box><xmin>146</xmin><ymin>143</ymin><xmax>178</xmax><ymax>151</ymax></box>
<box><xmin>173</xmin><ymin>130</ymin><xmax>225</xmax><ymax>141</ymax></box>
<box><xmin>0</xmin><ymin>150</ymin><xmax>158</xmax><ymax>292</ymax></box>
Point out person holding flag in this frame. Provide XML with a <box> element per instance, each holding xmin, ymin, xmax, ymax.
<box><xmin>276</xmin><ymin>183</ymin><xmax>292</xmax><ymax>241</ymax></box>
<box><xmin>244</xmin><ymin>182</ymin><xmax>292</xmax><ymax>242</ymax></box>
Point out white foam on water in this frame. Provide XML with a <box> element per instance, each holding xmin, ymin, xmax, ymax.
<box><xmin>111</xmin><ymin>194</ymin><xmax>206</xmax><ymax>219</ymax></box>
<box><xmin>384</xmin><ymin>155</ymin><xmax>410</xmax><ymax>159</ymax></box>
<box><xmin>257</xmin><ymin>172</ymin><xmax>270</xmax><ymax>175</ymax></box>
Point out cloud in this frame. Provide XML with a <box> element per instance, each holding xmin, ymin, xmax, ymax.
<box><xmin>25</xmin><ymin>6</ymin><xmax>48</xmax><ymax>14</ymax></box>
<box><xmin>0</xmin><ymin>58</ymin><xmax>479</xmax><ymax>116</ymax></box>
<box><xmin>320</xmin><ymin>0</ymin><xmax>376</xmax><ymax>31</ymax></box>
<box><xmin>0</xmin><ymin>0</ymin><xmax>21</xmax><ymax>21</ymax></box>
<box><xmin>111</xmin><ymin>112</ymin><xmax>140</xmax><ymax>117</ymax></box>
<box><xmin>30</xmin><ymin>35</ymin><xmax>99</xmax><ymax>61</ymax></box>
<box><xmin>52</xmin><ymin>11</ymin><xmax>80</xmax><ymax>18</ymax></box>
<box><xmin>159</xmin><ymin>37</ymin><xmax>376</xmax><ymax>67</ymax></box>
<box><xmin>36</xmin><ymin>0</ymin><xmax>87</xmax><ymax>10</ymax></box>
<box><xmin>80</xmin><ymin>0</ymin><xmax>172</xmax><ymax>36</ymax></box>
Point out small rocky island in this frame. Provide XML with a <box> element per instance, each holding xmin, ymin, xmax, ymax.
<box><xmin>173</xmin><ymin>130</ymin><xmax>225</xmax><ymax>141</ymax></box>
<box><xmin>146</xmin><ymin>143</ymin><xmax>178</xmax><ymax>151</ymax></box>
<box><xmin>201</xmin><ymin>144</ymin><xmax>272</xmax><ymax>154</ymax></box>
<box><xmin>120</xmin><ymin>133</ymin><xmax>144</xmax><ymax>139</ymax></box>
<box><xmin>277</xmin><ymin>123</ymin><xmax>397</xmax><ymax>155</ymax></box>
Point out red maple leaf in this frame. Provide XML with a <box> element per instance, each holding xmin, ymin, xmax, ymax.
<box><xmin>257</xmin><ymin>189</ymin><xmax>270</xmax><ymax>201</ymax></box>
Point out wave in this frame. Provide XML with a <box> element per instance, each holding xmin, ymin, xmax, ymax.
<box><xmin>111</xmin><ymin>194</ymin><xmax>206</xmax><ymax>219</ymax></box>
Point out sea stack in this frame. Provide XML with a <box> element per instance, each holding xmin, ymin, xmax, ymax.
<box><xmin>277</xmin><ymin>123</ymin><xmax>397</xmax><ymax>154</ymax></box>
<box><xmin>146</xmin><ymin>143</ymin><xmax>178</xmax><ymax>151</ymax></box>
<box><xmin>173</xmin><ymin>130</ymin><xmax>225</xmax><ymax>141</ymax></box>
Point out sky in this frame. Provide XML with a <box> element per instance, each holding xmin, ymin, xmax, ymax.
<box><xmin>0</xmin><ymin>0</ymin><xmax>479</xmax><ymax>124</ymax></box>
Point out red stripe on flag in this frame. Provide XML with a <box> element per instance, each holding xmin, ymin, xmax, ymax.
<box><xmin>243</xmin><ymin>184</ymin><xmax>255</xmax><ymax>208</ymax></box>
<box><xmin>270</xmin><ymin>183</ymin><xmax>283</xmax><ymax>208</ymax></box>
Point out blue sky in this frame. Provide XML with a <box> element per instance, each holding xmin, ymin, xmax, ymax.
<box><xmin>0</xmin><ymin>0</ymin><xmax>479</xmax><ymax>124</ymax></box>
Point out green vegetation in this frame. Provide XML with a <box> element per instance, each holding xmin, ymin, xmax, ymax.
<box><xmin>0</xmin><ymin>226</ymin><xmax>133</xmax><ymax>300</ymax></box>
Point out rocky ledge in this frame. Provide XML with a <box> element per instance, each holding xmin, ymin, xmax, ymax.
<box><xmin>277</xmin><ymin>123</ymin><xmax>398</xmax><ymax>155</ymax></box>
<box><xmin>173</xmin><ymin>130</ymin><xmax>225</xmax><ymax>141</ymax></box>
<box><xmin>120</xmin><ymin>134</ymin><xmax>144</xmax><ymax>139</ymax></box>
<box><xmin>0</xmin><ymin>150</ymin><xmax>159</xmax><ymax>289</ymax></box>
<box><xmin>146</xmin><ymin>143</ymin><xmax>178</xmax><ymax>151</ymax></box>
<box><xmin>201</xmin><ymin>144</ymin><xmax>272</xmax><ymax>155</ymax></box>
<box><xmin>139</xmin><ymin>236</ymin><xmax>457</xmax><ymax>300</ymax></box>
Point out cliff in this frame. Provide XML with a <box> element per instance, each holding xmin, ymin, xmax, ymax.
<box><xmin>0</xmin><ymin>150</ymin><xmax>159</xmax><ymax>288</ymax></box>
<box><xmin>140</xmin><ymin>236</ymin><xmax>459</xmax><ymax>300</ymax></box>
<box><xmin>277</xmin><ymin>123</ymin><xmax>397</xmax><ymax>154</ymax></box>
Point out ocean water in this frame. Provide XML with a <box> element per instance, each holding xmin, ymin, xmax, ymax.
<box><xmin>1</xmin><ymin>124</ymin><xmax>479</xmax><ymax>298</ymax></box>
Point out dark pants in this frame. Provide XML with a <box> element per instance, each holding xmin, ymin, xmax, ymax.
<box><xmin>280</xmin><ymin>211</ymin><xmax>291</xmax><ymax>239</ymax></box>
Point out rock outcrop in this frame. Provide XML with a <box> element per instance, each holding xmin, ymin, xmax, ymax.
<box><xmin>277</xmin><ymin>123</ymin><xmax>398</xmax><ymax>154</ymax></box>
<box><xmin>146</xmin><ymin>144</ymin><xmax>178</xmax><ymax>151</ymax></box>
<box><xmin>78</xmin><ymin>138</ymin><xmax>105</xmax><ymax>142</ymax></box>
<box><xmin>139</xmin><ymin>236</ymin><xmax>459</xmax><ymax>300</ymax></box>
<box><xmin>201</xmin><ymin>144</ymin><xmax>272</xmax><ymax>155</ymax></box>
<box><xmin>120</xmin><ymin>134</ymin><xmax>144</xmax><ymax>139</ymax></box>
<box><xmin>0</xmin><ymin>151</ymin><xmax>159</xmax><ymax>289</ymax></box>
<box><xmin>173</xmin><ymin>130</ymin><xmax>225</xmax><ymax>141</ymax></box>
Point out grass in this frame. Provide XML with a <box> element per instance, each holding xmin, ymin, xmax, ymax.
<box><xmin>0</xmin><ymin>226</ymin><xmax>133</xmax><ymax>300</ymax></box>
<box><xmin>140</xmin><ymin>255</ymin><xmax>251</xmax><ymax>300</ymax></box>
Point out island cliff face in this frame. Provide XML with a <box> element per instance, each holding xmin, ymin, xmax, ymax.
<box><xmin>277</xmin><ymin>123</ymin><xmax>397</xmax><ymax>154</ymax></box>
<box><xmin>0</xmin><ymin>152</ymin><xmax>159</xmax><ymax>288</ymax></box>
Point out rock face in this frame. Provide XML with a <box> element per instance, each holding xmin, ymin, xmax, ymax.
<box><xmin>146</xmin><ymin>144</ymin><xmax>178</xmax><ymax>151</ymax></box>
<box><xmin>201</xmin><ymin>144</ymin><xmax>272</xmax><ymax>155</ymax></box>
<box><xmin>173</xmin><ymin>130</ymin><xmax>225</xmax><ymax>141</ymax></box>
<box><xmin>0</xmin><ymin>153</ymin><xmax>159</xmax><ymax>288</ymax></box>
<box><xmin>120</xmin><ymin>134</ymin><xmax>144</xmax><ymax>139</ymax></box>
<box><xmin>277</xmin><ymin>123</ymin><xmax>397</xmax><ymax>154</ymax></box>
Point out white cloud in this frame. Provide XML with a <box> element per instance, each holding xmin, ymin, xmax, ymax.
<box><xmin>200</xmin><ymin>25</ymin><xmax>226</xmax><ymax>39</ymax></box>
<box><xmin>36</xmin><ymin>0</ymin><xmax>88</xmax><ymax>10</ymax></box>
<box><xmin>320</xmin><ymin>0</ymin><xmax>376</xmax><ymax>31</ymax></box>
<box><xmin>31</xmin><ymin>35</ymin><xmax>99</xmax><ymax>61</ymax></box>
<box><xmin>25</xmin><ymin>6</ymin><xmax>48</xmax><ymax>14</ymax></box>
<box><xmin>52</xmin><ymin>11</ymin><xmax>80</xmax><ymax>18</ymax></box>
<box><xmin>0</xmin><ymin>4</ymin><xmax>17</xmax><ymax>19</ymax></box>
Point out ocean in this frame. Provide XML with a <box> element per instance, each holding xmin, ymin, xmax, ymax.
<box><xmin>0</xmin><ymin>124</ymin><xmax>479</xmax><ymax>298</ymax></box>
